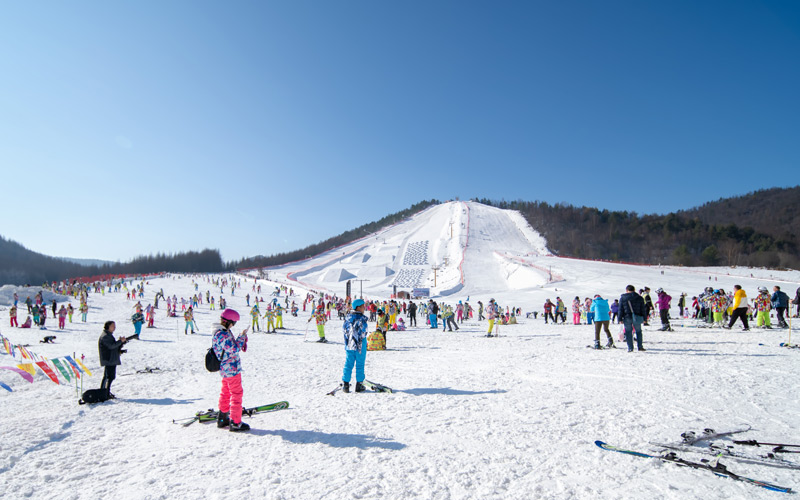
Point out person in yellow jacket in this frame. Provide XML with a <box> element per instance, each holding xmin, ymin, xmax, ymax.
<box><xmin>275</xmin><ymin>304</ymin><xmax>284</xmax><ymax>329</ymax></box>
<box><xmin>724</xmin><ymin>285</ymin><xmax>749</xmax><ymax>331</ymax></box>
<box><xmin>263</xmin><ymin>307</ymin><xmax>276</xmax><ymax>333</ymax></box>
<box><xmin>250</xmin><ymin>305</ymin><xmax>260</xmax><ymax>332</ymax></box>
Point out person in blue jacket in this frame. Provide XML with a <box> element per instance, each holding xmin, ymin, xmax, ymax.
<box><xmin>590</xmin><ymin>294</ymin><xmax>614</xmax><ymax>349</ymax></box>
<box><xmin>771</xmin><ymin>286</ymin><xmax>790</xmax><ymax>328</ymax></box>
<box><xmin>342</xmin><ymin>299</ymin><xmax>369</xmax><ymax>393</ymax></box>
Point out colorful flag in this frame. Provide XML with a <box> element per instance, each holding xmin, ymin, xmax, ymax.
<box><xmin>0</xmin><ymin>366</ymin><xmax>34</xmax><ymax>383</ymax></box>
<box><xmin>52</xmin><ymin>359</ymin><xmax>71</xmax><ymax>382</ymax></box>
<box><xmin>75</xmin><ymin>358</ymin><xmax>93</xmax><ymax>376</ymax></box>
<box><xmin>34</xmin><ymin>361</ymin><xmax>60</xmax><ymax>384</ymax></box>
<box><xmin>63</xmin><ymin>356</ymin><xmax>82</xmax><ymax>378</ymax></box>
<box><xmin>16</xmin><ymin>363</ymin><xmax>36</xmax><ymax>376</ymax></box>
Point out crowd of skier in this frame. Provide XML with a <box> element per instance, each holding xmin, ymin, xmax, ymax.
<box><xmin>2</xmin><ymin>272</ymin><xmax>798</xmax><ymax>433</ymax></box>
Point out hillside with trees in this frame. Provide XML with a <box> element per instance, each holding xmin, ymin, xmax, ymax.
<box><xmin>480</xmin><ymin>186</ymin><xmax>799</xmax><ymax>269</ymax></box>
<box><xmin>0</xmin><ymin>235</ymin><xmax>225</xmax><ymax>285</ymax></box>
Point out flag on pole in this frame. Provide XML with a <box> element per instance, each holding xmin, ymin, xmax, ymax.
<box><xmin>52</xmin><ymin>359</ymin><xmax>71</xmax><ymax>382</ymax></box>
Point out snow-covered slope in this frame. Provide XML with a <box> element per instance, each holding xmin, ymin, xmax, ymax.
<box><xmin>1</xmin><ymin>272</ymin><xmax>799</xmax><ymax>500</ymax></box>
<box><xmin>265</xmin><ymin>201</ymin><xmax>553</xmax><ymax>298</ymax></box>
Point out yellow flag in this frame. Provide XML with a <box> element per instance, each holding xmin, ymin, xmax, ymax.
<box><xmin>76</xmin><ymin>358</ymin><xmax>93</xmax><ymax>376</ymax></box>
<box><xmin>16</xmin><ymin>363</ymin><xmax>36</xmax><ymax>376</ymax></box>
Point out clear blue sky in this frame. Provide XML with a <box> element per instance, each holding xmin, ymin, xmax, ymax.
<box><xmin>2</xmin><ymin>1</ymin><xmax>798</xmax><ymax>262</ymax></box>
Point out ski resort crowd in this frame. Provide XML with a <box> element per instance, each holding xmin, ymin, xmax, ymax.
<box><xmin>2</xmin><ymin>272</ymin><xmax>798</xmax><ymax>433</ymax></box>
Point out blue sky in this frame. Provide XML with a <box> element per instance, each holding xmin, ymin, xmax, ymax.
<box><xmin>1</xmin><ymin>1</ymin><xmax>798</xmax><ymax>262</ymax></box>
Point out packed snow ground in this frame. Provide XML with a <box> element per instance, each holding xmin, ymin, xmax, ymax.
<box><xmin>1</xmin><ymin>270</ymin><xmax>799</xmax><ymax>500</ymax></box>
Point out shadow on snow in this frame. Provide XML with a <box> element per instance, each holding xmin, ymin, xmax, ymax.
<box><xmin>250</xmin><ymin>429</ymin><xmax>406</xmax><ymax>450</ymax></box>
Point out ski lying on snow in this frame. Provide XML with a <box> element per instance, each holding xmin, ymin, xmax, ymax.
<box><xmin>363</xmin><ymin>380</ymin><xmax>393</xmax><ymax>393</ymax></box>
<box><xmin>596</xmin><ymin>441</ymin><xmax>793</xmax><ymax>493</ymax></box>
<box><xmin>650</xmin><ymin>442</ymin><xmax>800</xmax><ymax>470</ymax></box>
<box><xmin>679</xmin><ymin>426</ymin><xmax>752</xmax><ymax>445</ymax></box>
<box><xmin>173</xmin><ymin>401</ymin><xmax>289</xmax><ymax>426</ymax></box>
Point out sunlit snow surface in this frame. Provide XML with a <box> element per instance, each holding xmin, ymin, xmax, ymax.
<box><xmin>1</xmin><ymin>203</ymin><xmax>799</xmax><ymax>499</ymax></box>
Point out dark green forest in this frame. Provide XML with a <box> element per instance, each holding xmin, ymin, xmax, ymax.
<box><xmin>479</xmin><ymin>186</ymin><xmax>800</xmax><ymax>269</ymax></box>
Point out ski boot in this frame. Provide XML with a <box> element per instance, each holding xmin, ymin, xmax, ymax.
<box><xmin>342</xmin><ymin>382</ymin><xmax>350</xmax><ymax>393</ymax></box>
<box><xmin>593</xmin><ymin>340</ymin><xmax>602</xmax><ymax>350</ymax></box>
<box><xmin>217</xmin><ymin>411</ymin><xmax>230</xmax><ymax>428</ymax></box>
<box><xmin>229</xmin><ymin>421</ymin><xmax>250</xmax><ymax>432</ymax></box>
<box><xmin>355</xmin><ymin>382</ymin><xmax>366</xmax><ymax>393</ymax></box>
<box><xmin>605</xmin><ymin>338</ymin><xmax>615</xmax><ymax>349</ymax></box>
<box><xmin>316</xmin><ymin>337</ymin><xmax>328</xmax><ymax>343</ymax></box>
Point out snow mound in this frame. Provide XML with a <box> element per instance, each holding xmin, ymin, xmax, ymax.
<box><xmin>320</xmin><ymin>268</ymin><xmax>357</xmax><ymax>283</ymax></box>
<box><xmin>0</xmin><ymin>285</ymin><xmax>69</xmax><ymax>307</ymax></box>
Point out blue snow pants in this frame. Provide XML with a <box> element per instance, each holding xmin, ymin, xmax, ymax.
<box><xmin>342</xmin><ymin>342</ymin><xmax>367</xmax><ymax>383</ymax></box>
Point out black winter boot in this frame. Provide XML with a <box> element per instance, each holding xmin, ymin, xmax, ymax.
<box><xmin>229</xmin><ymin>421</ymin><xmax>250</xmax><ymax>432</ymax></box>
<box><xmin>342</xmin><ymin>382</ymin><xmax>350</xmax><ymax>393</ymax></box>
<box><xmin>217</xmin><ymin>411</ymin><xmax>230</xmax><ymax>428</ymax></box>
<box><xmin>355</xmin><ymin>382</ymin><xmax>366</xmax><ymax>393</ymax></box>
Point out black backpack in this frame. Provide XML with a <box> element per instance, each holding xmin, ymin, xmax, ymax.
<box><xmin>79</xmin><ymin>388</ymin><xmax>110</xmax><ymax>405</ymax></box>
<box><xmin>205</xmin><ymin>347</ymin><xmax>220</xmax><ymax>372</ymax></box>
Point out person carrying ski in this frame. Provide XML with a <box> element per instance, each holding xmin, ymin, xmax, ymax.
<box><xmin>724</xmin><ymin>285</ymin><xmax>750</xmax><ymax>331</ymax></box>
<box><xmin>342</xmin><ymin>299</ymin><xmax>369</xmax><ymax>393</ymax></box>
<box><xmin>99</xmin><ymin>321</ymin><xmax>127</xmax><ymax>399</ymax></box>
<box><xmin>590</xmin><ymin>294</ymin><xmax>614</xmax><ymax>349</ymax></box>
<box><xmin>618</xmin><ymin>285</ymin><xmax>646</xmax><ymax>352</ymax></box>
<box><xmin>212</xmin><ymin>309</ymin><xmax>250</xmax><ymax>432</ymax></box>
<box><xmin>309</xmin><ymin>306</ymin><xmax>327</xmax><ymax>342</ymax></box>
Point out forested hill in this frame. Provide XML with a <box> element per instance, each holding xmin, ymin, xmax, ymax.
<box><xmin>0</xmin><ymin>235</ymin><xmax>225</xmax><ymax>285</ymax></box>
<box><xmin>0</xmin><ymin>200</ymin><xmax>439</xmax><ymax>285</ymax></box>
<box><xmin>479</xmin><ymin>186</ymin><xmax>800</xmax><ymax>269</ymax></box>
<box><xmin>678</xmin><ymin>186</ymin><xmax>800</xmax><ymax>242</ymax></box>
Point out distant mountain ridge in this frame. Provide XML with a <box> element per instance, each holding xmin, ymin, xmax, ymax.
<box><xmin>59</xmin><ymin>257</ymin><xmax>115</xmax><ymax>267</ymax></box>
<box><xmin>1</xmin><ymin>188</ymin><xmax>797</xmax><ymax>285</ymax></box>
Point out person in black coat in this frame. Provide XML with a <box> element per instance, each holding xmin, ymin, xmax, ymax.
<box><xmin>99</xmin><ymin>321</ymin><xmax>127</xmax><ymax>399</ymax></box>
<box><xmin>618</xmin><ymin>285</ymin><xmax>646</xmax><ymax>352</ymax></box>
<box><xmin>407</xmin><ymin>301</ymin><xmax>417</xmax><ymax>327</ymax></box>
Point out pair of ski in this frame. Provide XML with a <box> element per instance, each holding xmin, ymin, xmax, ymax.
<box><xmin>597</xmin><ymin>441</ymin><xmax>793</xmax><ymax>493</ymax></box>
<box><xmin>598</xmin><ymin>426</ymin><xmax>796</xmax><ymax>493</ymax></box>
<box><xmin>327</xmin><ymin>380</ymin><xmax>393</xmax><ymax>395</ymax></box>
<box><xmin>651</xmin><ymin>428</ymin><xmax>800</xmax><ymax>471</ymax></box>
<box><xmin>173</xmin><ymin>401</ymin><xmax>289</xmax><ymax>426</ymax></box>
